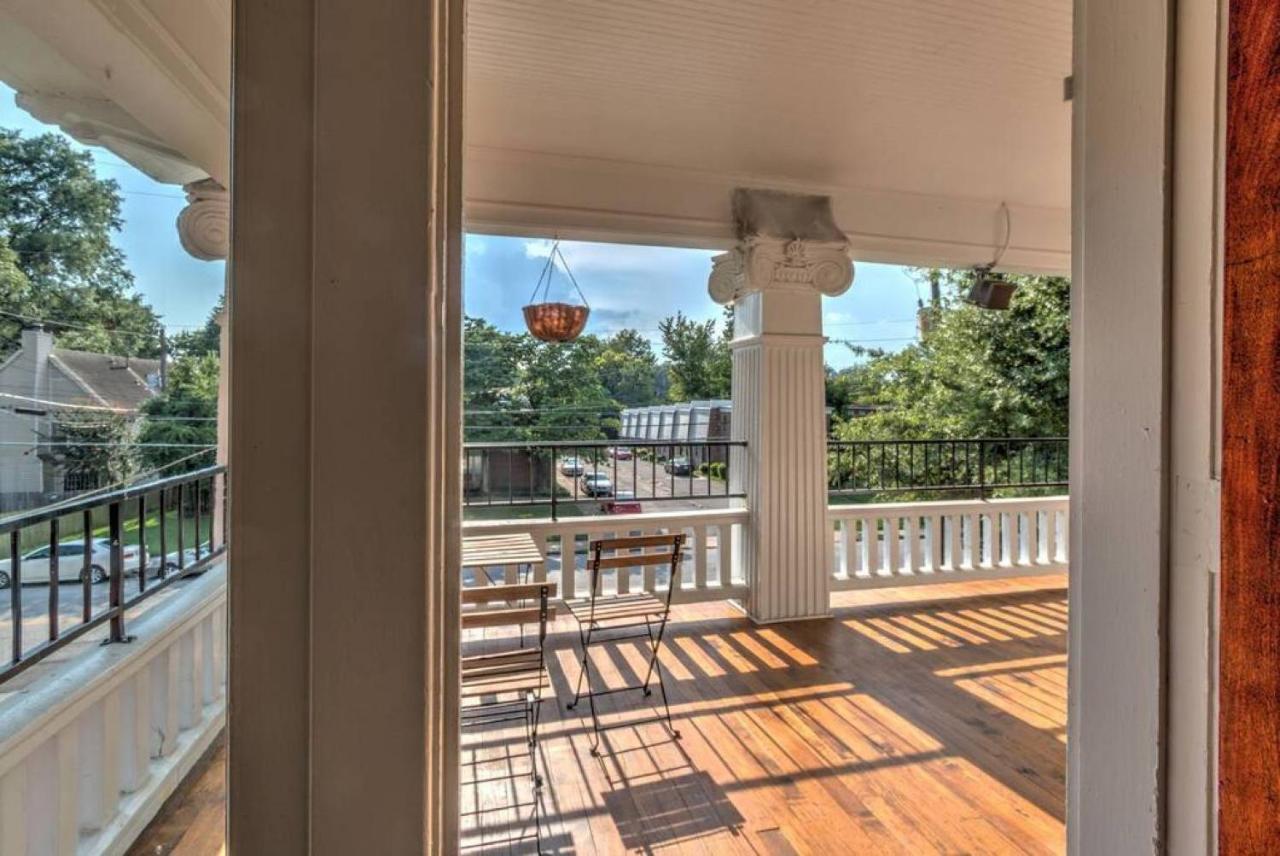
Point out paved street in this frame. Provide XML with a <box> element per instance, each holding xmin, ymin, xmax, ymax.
<box><xmin>554</xmin><ymin>454</ymin><xmax>734</xmax><ymax>513</ymax></box>
<box><xmin>0</xmin><ymin>573</ymin><xmax>191</xmax><ymax>694</ymax></box>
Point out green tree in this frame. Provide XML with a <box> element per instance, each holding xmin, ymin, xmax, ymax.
<box><xmin>595</xmin><ymin>329</ymin><xmax>660</xmax><ymax>407</ymax></box>
<box><xmin>135</xmin><ymin>354</ymin><xmax>220</xmax><ymax>474</ymax></box>
<box><xmin>519</xmin><ymin>335</ymin><xmax>616</xmax><ymax>441</ymax></box>
<box><xmin>169</xmin><ymin>294</ymin><xmax>225</xmax><ymax>357</ymax></box>
<box><xmin>463</xmin><ymin>317</ymin><xmax>534</xmax><ymax>441</ymax></box>
<box><xmin>0</xmin><ymin>128</ymin><xmax>163</xmax><ymax>356</ymax></box>
<box><xmin>833</xmin><ymin>270</ymin><xmax>1068</xmax><ymax>441</ymax></box>
<box><xmin>828</xmin><ymin>270</ymin><xmax>1069</xmax><ymax>494</ymax></box>
<box><xmin>658</xmin><ymin>310</ymin><xmax>731</xmax><ymax>401</ymax></box>
<box><xmin>37</xmin><ymin>411</ymin><xmax>136</xmax><ymax>492</ymax></box>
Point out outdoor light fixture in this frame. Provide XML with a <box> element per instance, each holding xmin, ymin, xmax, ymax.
<box><xmin>967</xmin><ymin>202</ymin><xmax>1017</xmax><ymax>310</ymax></box>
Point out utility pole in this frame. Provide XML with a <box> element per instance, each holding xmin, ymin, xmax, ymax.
<box><xmin>159</xmin><ymin>329</ymin><xmax>168</xmax><ymax>390</ymax></box>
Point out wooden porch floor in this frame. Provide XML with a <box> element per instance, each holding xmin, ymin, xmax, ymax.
<box><xmin>132</xmin><ymin>575</ymin><xmax>1066</xmax><ymax>855</ymax></box>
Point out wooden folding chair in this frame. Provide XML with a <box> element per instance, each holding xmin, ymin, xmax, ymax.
<box><xmin>460</xmin><ymin>581</ymin><xmax>556</xmax><ymax>852</ymax></box>
<box><xmin>564</xmin><ymin>533</ymin><xmax>685</xmax><ymax>755</ymax></box>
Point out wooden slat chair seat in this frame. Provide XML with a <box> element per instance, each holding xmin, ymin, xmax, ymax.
<box><xmin>461</xmin><ymin>648</ymin><xmax>550</xmax><ymax>703</ymax></box>
<box><xmin>565</xmin><ymin>592</ymin><xmax>666</xmax><ymax>626</ymax></box>
<box><xmin>565</xmin><ymin>533</ymin><xmax>686</xmax><ymax>755</ymax></box>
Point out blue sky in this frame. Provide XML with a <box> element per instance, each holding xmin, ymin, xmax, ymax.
<box><xmin>464</xmin><ymin>235</ymin><xmax>922</xmax><ymax>370</ymax></box>
<box><xmin>1</xmin><ymin>84</ymin><xmax>227</xmax><ymax>333</ymax></box>
<box><xmin>3</xmin><ymin>83</ymin><xmax>921</xmax><ymax>368</ymax></box>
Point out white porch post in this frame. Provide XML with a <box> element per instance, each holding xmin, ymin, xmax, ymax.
<box><xmin>175</xmin><ymin>180</ymin><xmax>230</xmax><ymax>547</ymax></box>
<box><xmin>709</xmin><ymin>201</ymin><xmax>853</xmax><ymax>623</ymax></box>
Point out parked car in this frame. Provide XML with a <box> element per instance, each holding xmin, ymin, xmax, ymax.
<box><xmin>0</xmin><ymin>538</ymin><xmax>138</xmax><ymax>588</ymax></box>
<box><xmin>560</xmin><ymin>456</ymin><xmax>585</xmax><ymax>476</ymax></box>
<box><xmin>601</xmin><ymin>490</ymin><xmax>641</xmax><ymax>514</ymax></box>
<box><xmin>664</xmin><ymin>456</ymin><xmax>693</xmax><ymax>476</ymax></box>
<box><xmin>608</xmin><ymin>446</ymin><xmax>634</xmax><ymax>461</ymax></box>
<box><xmin>146</xmin><ymin>548</ymin><xmax>202</xmax><ymax>577</ymax></box>
<box><xmin>579</xmin><ymin>473</ymin><xmax>614</xmax><ymax>497</ymax></box>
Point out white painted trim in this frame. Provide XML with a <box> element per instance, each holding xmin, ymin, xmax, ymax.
<box><xmin>464</xmin><ymin>146</ymin><xmax>1071</xmax><ymax>274</ymax></box>
<box><xmin>1165</xmin><ymin>0</ymin><xmax>1226</xmax><ymax>851</ymax></box>
<box><xmin>1070</xmin><ymin>0</ymin><xmax>1173</xmax><ymax>850</ymax></box>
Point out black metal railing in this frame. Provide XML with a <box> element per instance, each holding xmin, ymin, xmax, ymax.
<box><xmin>827</xmin><ymin>437</ymin><xmax>1068</xmax><ymax>499</ymax></box>
<box><xmin>463</xmin><ymin>440</ymin><xmax>745</xmax><ymax>520</ymax></box>
<box><xmin>0</xmin><ymin>465</ymin><xmax>227</xmax><ymax>683</ymax></box>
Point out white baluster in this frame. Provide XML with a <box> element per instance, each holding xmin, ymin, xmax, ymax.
<box><xmin>179</xmin><ymin>630</ymin><xmax>199</xmax><ymax>731</ymax></box>
<box><xmin>154</xmin><ymin>649</ymin><xmax>180</xmax><ymax>758</ymax></box>
<box><xmin>862</xmin><ymin>517</ymin><xmax>876</xmax><ymax>576</ymax></box>
<box><xmin>905</xmin><ymin>516</ymin><xmax>919</xmax><ymax>574</ymax></box>
<box><xmin>123</xmin><ymin>670</ymin><xmax>151</xmax><ymax>793</ymax></box>
<box><xmin>721</xmin><ymin>523</ymin><xmax>736</xmax><ymax>585</ymax></box>
<box><xmin>102</xmin><ymin>691</ymin><xmax>121</xmax><ymax>829</ymax></box>
<box><xmin>0</xmin><ymin>764</ymin><xmax>27</xmax><ymax>855</ymax></box>
<box><xmin>928</xmin><ymin>515</ymin><xmax>944</xmax><ymax>572</ymax></box>
<box><xmin>838</xmin><ymin>519</ymin><xmax>851</xmax><ymax>578</ymax></box>
<box><xmin>948</xmin><ymin>514</ymin><xmax>962</xmax><ymax>571</ymax></box>
<box><xmin>694</xmin><ymin>524</ymin><xmax>708</xmax><ymax>591</ymax></box>
<box><xmin>886</xmin><ymin>516</ymin><xmax>902</xmax><ymax>577</ymax></box>
<box><xmin>967</xmin><ymin>512</ymin><xmax>982</xmax><ymax>569</ymax></box>
<box><xmin>990</xmin><ymin>511</ymin><xmax>1003</xmax><ymax>567</ymax></box>
<box><xmin>556</xmin><ymin>530</ymin><xmax>576</xmax><ymax>599</ymax></box>
<box><xmin>643</xmin><ymin>529</ymin><xmax>659</xmax><ymax>593</ymax></box>
<box><xmin>201</xmin><ymin>616</ymin><xmax>216</xmax><ymax>705</ymax></box>
<box><xmin>211</xmin><ymin>604</ymin><xmax>227</xmax><ymax>696</ymax></box>
<box><xmin>56</xmin><ymin>725</ymin><xmax>78</xmax><ymax>854</ymax></box>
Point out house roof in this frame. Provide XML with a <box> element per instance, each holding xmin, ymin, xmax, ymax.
<box><xmin>49</xmin><ymin>349</ymin><xmax>162</xmax><ymax>411</ymax></box>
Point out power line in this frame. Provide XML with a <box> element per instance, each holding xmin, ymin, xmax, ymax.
<box><xmin>0</xmin><ymin>441</ymin><xmax>216</xmax><ymax>448</ymax></box>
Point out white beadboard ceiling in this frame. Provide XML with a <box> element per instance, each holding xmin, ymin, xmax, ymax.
<box><xmin>465</xmin><ymin>0</ymin><xmax>1072</xmax><ymax>210</ymax></box>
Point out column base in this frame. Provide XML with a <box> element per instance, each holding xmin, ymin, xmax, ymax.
<box><xmin>727</xmin><ymin>598</ymin><xmax>833</xmax><ymax>626</ymax></box>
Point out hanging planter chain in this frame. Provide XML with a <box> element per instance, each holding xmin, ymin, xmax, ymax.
<box><xmin>527</xmin><ymin>241</ymin><xmax>589</xmax><ymax>307</ymax></box>
<box><xmin>523</xmin><ymin>239</ymin><xmax>591</xmax><ymax>342</ymax></box>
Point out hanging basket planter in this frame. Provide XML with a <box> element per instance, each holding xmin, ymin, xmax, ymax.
<box><xmin>523</xmin><ymin>302</ymin><xmax>589</xmax><ymax>342</ymax></box>
<box><xmin>523</xmin><ymin>240</ymin><xmax>590</xmax><ymax>342</ymax></box>
<box><xmin>967</xmin><ymin>268</ymin><xmax>1018</xmax><ymax>310</ymax></box>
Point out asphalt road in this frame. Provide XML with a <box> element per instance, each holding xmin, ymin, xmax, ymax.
<box><xmin>555</xmin><ymin>455</ymin><xmax>734</xmax><ymax>513</ymax></box>
<box><xmin>0</xmin><ymin>580</ymin><xmax>114</xmax><ymax>664</ymax></box>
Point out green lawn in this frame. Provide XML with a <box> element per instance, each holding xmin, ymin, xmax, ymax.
<box><xmin>109</xmin><ymin>509</ymin><xmax>217</xmax><ymax>556</ymax></box>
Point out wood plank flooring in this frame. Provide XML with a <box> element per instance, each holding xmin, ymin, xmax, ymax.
<box><xmin>133</xmin><ymin>576</ymin><xmax>1067</xmax><ymax>855</ymax></box>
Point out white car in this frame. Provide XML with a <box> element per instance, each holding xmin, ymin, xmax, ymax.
<box><xmin>560</xmin><ymin>456</ymin><xmax>586</xmax><ymax>476</ymax></box>
<box><xmin>0</xmin><ymin>538</ymin><xmax>139</xmax><ymax>588</ymax></box>
<box><xmin>146</xmin><ymin>548</ymin><xmax>201</xmax><ymax>576</ymax></box>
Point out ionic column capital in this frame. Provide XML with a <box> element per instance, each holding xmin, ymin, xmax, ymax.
<box><xmin>709</xmin><ymin>236</ymin><xmax>854</xmax><ymax>305</ymax></box>
<box><xmin>176</xmin><ymin>178</ymin><xmax>230</xmax><ymax>261</ymax></box>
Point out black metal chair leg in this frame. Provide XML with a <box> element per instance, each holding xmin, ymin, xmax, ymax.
<box><xmin>653</xmin><ymin>651</ymin><xmax>680</xmax><ymax>739</ymax></box>
<box><xmin>566</xmin><ymin>620</ymin><xmax>595</xmax><ymax>709</ymax></box>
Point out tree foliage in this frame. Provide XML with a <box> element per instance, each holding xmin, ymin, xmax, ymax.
<box><xmin>37</xmin><ymin>411</ymin><xmax>136</xmax><ymax>491</ymax></box>
<box><xmin>136</xmin><ymin>354</ymin><xmax>220</xmax><ymax>474</ymax></box>
<box><xmin>463</xmin><ymin>317</ymin><xmax>670</xmax><ymax>441</ymax></box>
<box><xmin>169</xmin><ymin>293</ymin><xmax>225</xmax><ymax>358</ymax></box>
<box><xmin>832</xmin><ymin>269</ymin><xmax>1069</xmax><ymax>441</ymax></box>
<box><xmin>0</xmin><ymin>128</ymin><xmax>163</xmax><ymax>356</ymax></box>
<box><xmin>657</xmin><ymin>309</ymin><xmax>732</xmax><ymax>401</ymax></box>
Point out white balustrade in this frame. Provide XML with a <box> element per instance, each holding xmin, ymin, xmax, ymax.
<box><xmin>829</xmin><ymin>496</ymin><xmax>1068</xmax><ymax>590</ymax></box>
<box><xmin>0</xmin><ymin>565</ymin><xmax>226</xmax><ymax>855</ymax></box>
<box><xmin>464</xmin><ymin>507</ymin><xmax>748</xmax><ymax>604</ymax></box>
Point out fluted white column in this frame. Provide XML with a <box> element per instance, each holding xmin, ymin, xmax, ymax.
<box><xmin>710</xmin><ymin>231</ymin><xmax>853</xmax><ymax>622</ymax></box>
